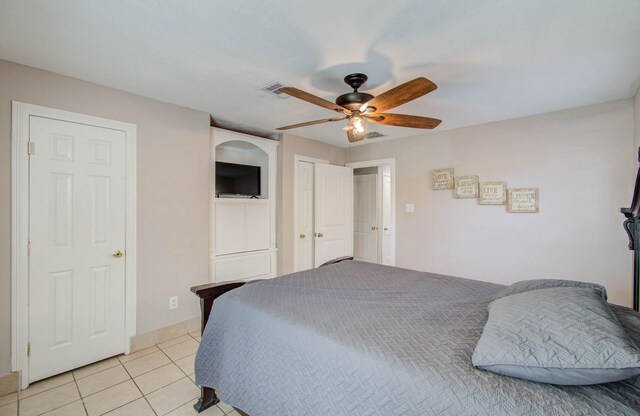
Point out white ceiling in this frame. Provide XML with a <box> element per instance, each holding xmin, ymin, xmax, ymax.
<box><xmin>1</xmin><ymin>0</ymin><xmax>640</xmax><ymax>147</ymax></box>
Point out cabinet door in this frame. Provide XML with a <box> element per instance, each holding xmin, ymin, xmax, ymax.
<box><xmin>215</xmin><ymin>202</ymin><xmax>245</xmax><ymax>255</ymax></box>
<box><xmin>244</xmin><ymin>203</ymin><xmax>270</xmax><ymax>251</ymax></box>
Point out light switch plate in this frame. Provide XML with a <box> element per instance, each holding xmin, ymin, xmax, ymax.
<box><xmin>405</xmin><ymin>203</ymin><xmax>415</xmax><ymax>213</ymax></box>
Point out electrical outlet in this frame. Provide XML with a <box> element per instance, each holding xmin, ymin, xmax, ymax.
<box><xmin>405</xmin><ymin>203</ymin><xmax>415</xmax><ymax>213</ymax></box>
<box><xmin>169</xmin><ymin>296</ymin><xmax>178</xmax><ymax>310</ymax></box>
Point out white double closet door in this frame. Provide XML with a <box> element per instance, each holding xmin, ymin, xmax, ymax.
<box><xmin>294</xmin><ymin>161</ymin><xmax>353</xmax><ymax>271</ymax></box>
<box><xmin>29</xmin><ymin>116</ymin><xmax>127</xmax><ymax>382</ymax></box>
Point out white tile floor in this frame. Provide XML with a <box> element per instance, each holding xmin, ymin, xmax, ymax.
<box><xmin>0</xmin><ymin>332</ymin><xmax>241</xmax><ymax>416</ymax></box>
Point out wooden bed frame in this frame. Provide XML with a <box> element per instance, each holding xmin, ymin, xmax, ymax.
<box><xmin>622</xmin><ymin>148</ymin><xmax>640</xmax><ymax>312</ymax></box>
<box><xmin>190</xmin><ymin>256</ymin><xmax>354</xmax><ymax>413</ymax></box>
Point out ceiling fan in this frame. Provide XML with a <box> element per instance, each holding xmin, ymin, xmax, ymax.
<box><xmin>276</xmin><ymin>73</ymin><xmax>441</xmax><ymax>143</ymax></box>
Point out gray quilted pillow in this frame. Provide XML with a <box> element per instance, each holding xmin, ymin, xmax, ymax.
<box><xmin>473</xmin><ymin>287</ymin><xmax>640</xmax><ymax>385</ymax></box>
<box><xmin>492</xmin><ymin>279</ymin><xmax>607</xmax><ymax>301</ymax></box>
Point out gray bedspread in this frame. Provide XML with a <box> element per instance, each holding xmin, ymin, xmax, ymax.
<box><xmin>195</xmin><ymin>261</ymin><xmax>640</xmax><ymax>415</ymax></box>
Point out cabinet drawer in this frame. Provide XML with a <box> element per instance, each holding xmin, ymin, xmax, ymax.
<box><xmin>215</xmin><ymin>252</ymin><xmax>271</xmax><ymax>282</ymax></box>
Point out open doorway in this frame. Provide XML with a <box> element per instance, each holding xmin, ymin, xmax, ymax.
<box><xmin>347</xmin><ymin>159</ymin><xmax>396</xmax><ymax>266</ymax></box>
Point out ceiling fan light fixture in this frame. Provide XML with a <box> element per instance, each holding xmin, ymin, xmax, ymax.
<box><xmin>353</xmin><ymin>116</ymin><xmax>365</xmax><ymax>133</ymax></box>
<box><xmin>347</xmin><ymin>127</ymin><xmax>366</xmax><ymax>143</ymax></box>
<box><xmin>345</xmin><ymin>112</ymin><xmax>366</xmax><ymax>134</ymax></box>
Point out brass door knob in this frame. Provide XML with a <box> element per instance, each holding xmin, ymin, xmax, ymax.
<box><xmin>371</xmin><ymin>226</ymin><xmax>377</xmax><ymax>231</ymax></box>
<box><xmin>299</xmin><ymin>233</ymin><xmax>306</xmax><ymax>239</ymax></box>
<box><xmin>113</xmin><ymin>249</ymin><xmax>123</xmax><ymax>258</ymax></box>
<box><xmin>384</xmin><ymin>227</ymin><xmax>389</xmax><ymax>231</ymax></box>
<box><xmin>317</xmin><ymin>233</ymin><xmax>324</xmax><ymax>238</ymax></box>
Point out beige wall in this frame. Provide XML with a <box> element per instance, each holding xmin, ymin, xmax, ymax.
<box><xmin>348</xmin><ymin>99</ymin><xmax>635</xmax><ymax>306</ymax></box>
<box><xmin>634</xmin><ymin>86</ymin><xmax>640</xmax><ymax>152</ymax></box>
<box><xmin>0</xmin><ymin>60</ymin><xmax>211</xmax><ymax>376</ymax></box>
<box><xmin>277</xmin><ymin>133</ymin><xmax>346</xmax><ymax>275</ymax></box>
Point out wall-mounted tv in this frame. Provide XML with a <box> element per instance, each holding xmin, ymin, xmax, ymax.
<box><xmin>215</xmin><ymin>162</ymin><xmax>261</xmax><ymax>197</ymax></box>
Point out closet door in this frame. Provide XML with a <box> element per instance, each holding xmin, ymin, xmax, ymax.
<box><xmin>353</xmin><ymin>174</ymin><xmax>378</xmax><ymax>263</ymax></box>
<box><xmin>294</xmin><ymin>161</ymin><xmax>315</xmax><ymax>271</ymax></box>
<box><xmin>314</xmin><ymin>164</ymin><xmax>353</xmax><ymax>267</ymax></box>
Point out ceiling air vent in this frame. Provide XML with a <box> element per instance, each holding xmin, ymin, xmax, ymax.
<box><xmin>365</xmin><ymin>131</ymin><xmax>385</xmax><ymax>139</ymax></box>
<box><xmin>259</xmin><ymin>81</ymin><xmax>290</xmax><ymax>99</ymax></box>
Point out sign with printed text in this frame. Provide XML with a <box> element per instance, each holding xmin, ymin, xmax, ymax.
<box><xmin>454</xmin><ymin>176</ymin><xmax>479</xmax><ymax>198</ymax></box>
<box><xmin>479</xmin><ymin>182</ymin><xmax>507</xmax><ymax>205</ymax></box>
<box><xmin>508</xmin><ymin>188</ymin><xmax>539</xmax><ymax>213</ymax></box>
<box><xmin>432</xmin><ymin>168</ymin><xmax>454</xmax><ymax>190</ymax></box>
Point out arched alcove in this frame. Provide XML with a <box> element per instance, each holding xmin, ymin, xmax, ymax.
<box><xmin>215</xmin><ymin>139</ymin><xmax>269</xmax><ymax>199</ymax></box>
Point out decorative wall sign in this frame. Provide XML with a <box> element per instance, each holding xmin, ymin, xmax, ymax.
<box><xmin>432</xmin><ymin>168</ymin><xmax>454</xmax><ymax>190</ymax></box>
<box><xmin>508</xmin><ymin>188</ymin><xmax>539</xmax><ymax>213</ymax></box>
<box><xmin>454</xmin><ymin>176</ymin><xmax>479</xmax><ymax>198</ymax></box>
<box><xmin>479</xmin><ymin>182</ymin><xmax>507</xmax><ymax>205</ymax></box>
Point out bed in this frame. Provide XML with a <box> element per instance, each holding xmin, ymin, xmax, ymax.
<box><xmin>192</xmin><ymin>260</ymin><xmax>640</xmax><ymax>415</ymax></box>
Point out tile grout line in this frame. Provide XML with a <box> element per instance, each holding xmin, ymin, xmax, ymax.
<box><xmin>143</xmin><ymin>377</ymin><xmax>200</xmax><ymax>416</ymax></box>
<box><xmin>129</xmin><ymin>363</ymin><xmax>182</xmax><ymax>396</ymax></box>
<box><xmin>154</xmin><ymin>340</ymin><xmax>202</xmax><ymax>416</ymax></box>
<box><xmin>121</xmin><ymin>349</ymin><xmax>173</xmax><ymax>379</ymax></box>
<box><xmin>172</xmin><ymin>336</ymin><xmax>236</xmax><ymax>416</ymax></box>
<box><xmin>117</xmin><ymin>346</ymin><xmax>159</xmax><ymax>365</ymax></box>
<box><xmin>73</xmin><ymin>381</ymin><xmax>88</xmax><ymax>416</ymax></box>
<box><xmin>27</xmin><ymin>381</ymin><xmax>82</xmax><ymax>416</ymax></box>
<box><xmin>73</xmin><ymin>359</ymin><xmax>121</xmax><ymax>381</ymax></box>
<box><xmin>164</xmin><ymin>339</ymin><xmax>198</xmax><ymax>386</ymax></box>
<box><xmin>75</xmin><ymin>365</ymin><xmax>130</xmax><ymax>401</ymax></box>
<box><xmin>91</xmin><ymin>378</ymin><xmax>145</xmax><ymax>416</ymax></box>
<box><xmin>84</xmin><ymin>378</ymin><xmax>133</xmax><ymax>415</ymax></box>
<box><xmin>119</xmin><ymin>357</ymin><xmax>158</xmax><ymax>416</ymax></box>
<box><xmin>15</xmin><ymin>334</ymin><xmax>203</xmax><ymax>416</ymax></box>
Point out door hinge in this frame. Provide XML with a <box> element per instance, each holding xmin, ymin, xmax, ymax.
<box><xmin>27</xmin><ymin>343</ymin><xmax>31</xmax><ymax>357</ymax></box>
<box><xmin>27</xmin><ymin>141</ymin><xmax>33</xmax><ymax>155</ymax></box>
<box><xmin>27</xmin><ymin>241</ymin><xmax>31</xmax><ymax>256</ymax></box>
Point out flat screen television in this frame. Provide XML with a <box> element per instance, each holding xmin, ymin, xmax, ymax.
<box><xmin>215</xmin><ymin>162</ymin><xmax>261</xmax><ymax>197</ymax></box>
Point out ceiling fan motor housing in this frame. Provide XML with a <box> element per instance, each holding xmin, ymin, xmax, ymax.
<box><xmin>336</xmin><ymin>73</ymin><xmax>374</xmax><ymax>110</ymax></box>
<box><xmin>336</xmin><ymin>92</ymin><xmax>374</xmax><ymax>110</ymax></box>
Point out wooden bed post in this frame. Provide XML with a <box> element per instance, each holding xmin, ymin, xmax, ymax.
<box><xmin>191</xmin><ymin>280</ymin><xmax>247</xmax><ymax>413</ymax></box>
<box><xmin>622</xmin><ymin>147</ymin><xmax>640</xmax><ymax>312</ymax></box>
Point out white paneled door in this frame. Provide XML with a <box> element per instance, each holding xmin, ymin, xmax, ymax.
<box><xmin>29</xmin><ymin>116</ymin><xmax>127</xmax><ymax>382</ymax></box>
<box><xmin>381</xmin><ymin>166</ymin><xmax>394</xmax><ymax>265</ymax></box>
<box><xmin>314</xmin><ymin>164</ymin><xmax>353</xmax><ymax>267</ymax></box>
<box><xmin>294</xmin><ymin>161</ymin><xmax>315</xmax><ymax>271</ymax></box>
<box><xmin>353</xmin><ymin>174</ymin><xmax>378</xmax><ymax>263</ymax></box>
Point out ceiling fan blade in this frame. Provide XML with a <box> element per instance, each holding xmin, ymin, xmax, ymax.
<box><xmin>361</xmin><ymin>78</ymin><xmax>437</xmax><ymax>113</ymax></box>
<box><xmin>365</xmin><ymin>113</ymin><xmax>442</xmax><ymax>129</ymax></box>
<box><xmin>278</xmin><ymin>87</ymin><xmax>350</xmax><ymax>114</ymax></box>
<box><xmin>276</xmin><ymin>116</ymin><xmax>346</xmax><ymax>131</ymax></box>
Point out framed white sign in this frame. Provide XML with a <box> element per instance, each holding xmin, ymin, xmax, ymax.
<box><xmin>432</xmin><ymin>168</ymin><xmax>454</xmax><ymax>190</ymax></box>
<box><xmin>454</xmin><ymin>176</ymin><xmax>479</xmax><ymax>198</ymax></box>
<box><xmin>508</xmin><ymin>188</ymin><xmax>539</xmax><ymax>213</ymax></box>
<box><xmin>479</xmin><ymin>182</ymin><xmax>507</xmax><ymax>205</ymax></box>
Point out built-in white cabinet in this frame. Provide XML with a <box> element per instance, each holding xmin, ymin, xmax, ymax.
<box><xmin>210</xmin><ymin>128</ymin><xmax>278</xmax><ymax>283</ymax></box>
<box><xmin>214</xmin><ymin>200</ymin><xmax>269</xmax><ymax>255</ymax></box>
